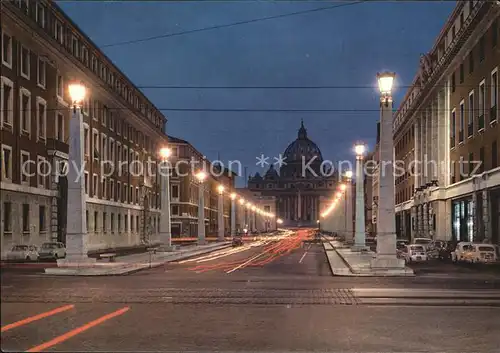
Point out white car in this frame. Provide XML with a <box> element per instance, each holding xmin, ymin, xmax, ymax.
<box><xmin>5</xmin><ymin>245</ymin><xmax>39</xmax><ymax>262</ymax></box>
<box><xmin>38</xmin><ymin>242</ymin><xmax>66</xmax><ymax>260</ymax></box>
<box><xmin>402</xmin><ymin>244</ymin><xmax>428</xmax><ymax>263</ymax></box>
<box><xmin>452</xmin><ymin>242</ymin><xmax>497</xmax><ymax>264</ymax></box>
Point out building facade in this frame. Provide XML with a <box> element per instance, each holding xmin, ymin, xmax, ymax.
<box><xmin>247</xmin><ymin>121</ymin><xmax>339</xmax><ymax>227</ymax></box>
<box><xmin>236</xmin><ymin>188</ymin><xmax>277</xmax><ymax>233</ymax></box>
<box><xmin>393</xmin><ymin>1</ymin><xmax>500</xmax><ymax>244</ymax></box>
<box><xmin>167</xmin><ymin>136</ymin><xmax>236</xmax><ymax>237</ymax></box>
<box><xmin>1</xmin><ymin>0</ymin><xmax>168</xmax><ymax>255</ymax></box>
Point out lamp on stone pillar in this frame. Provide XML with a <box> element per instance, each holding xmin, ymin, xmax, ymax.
<box><xmin>195</xmin><ymin>171</ymin><xmax>207</xmax><ymax>245</ymax></box>
<box><xmin>353</xmin><ymin>142</ymin><xmax>368</xmax><ymax>251</ymax></box>
<box><xmin>230</xmin><ymin>193</ymin><xmax>237</xmax><ymax>237</ymax></box>
<box><xmin>344</xmin><ymin>170</ymin><xmax>354</xmax><ymax>243</ymax></box>
<box><xmin>158</xmin><ymin>147</ymin><xmax>173</xmax><ymax>251</ymax></box>
<box><xmin>371</xmin><ymin>71</ymin><xmax>405</xmax><ymax>270</ymax></box>
<box><xmin>60</xmin><ymin>82</ymin><xmax>94</xmax><ymax>266</ymax></box>
<box><xmin>251</xmin><ymin>205</ymin><xmax>257</xmax><ymax>232</ymax></box>
<box><xmin>246</xmin><ymin>202</ymin><xmax>253</xmax><ymax>232</ymax></box>
<box><xmin>239</xmin><ymin>198</ymin><xmax>245</xmax><ymax>233</ymax></box>
<box><xmin>217</xmin><ymin>184</ymin><xmax>224</xmax><ymax>241</ymax></box>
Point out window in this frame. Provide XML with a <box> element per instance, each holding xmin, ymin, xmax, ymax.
<box><xmin>459</xmin><ymin>63</ymin><xmax>464</xmax><ymax>83</ymax></box>
<box><xmin>102</xmin><ymin>177</ymin><xmax>107</xmax><ymax>199</ymax></box>
<box><xmin>20</xmin><ymin>45</ymin><xmax>30</xmax><ymax>79</ymax></box>
<box><xmin>92</xmin><ymin>130</ymin><xmax>99</xmax><ymax>160</ymax></box>
<box><xmin>2</xmin><ymin>31</ymin><xmax>12</xmax><ymax>68</ymax></box>
<box><xmin>469</xmin><ymin>51</ymin><xmax>474</xmax><ymax>74</ymax></box>
<box><xmin>36</xmin><ymin>3</ymin><xmax>46</xmax><ymax>28</ymax></box>
<box><xmin>493</xmin><ymin>140</ymin><xmax>498</xmax><ymax>169</ymax></box>
<box><xmin>20</xmin><ymin>151</ymin><xmax>30</xmax><ymax>184</ymax></box>
<box><xmin>93</xmin><ymin>211</ymin><xmax>98</xmax><ymax>232</ymax></box>
<box><xmin>101</xmin><ymin>134</ymin><xmax>108</xmax><ymax>161</ymax></box>
<box><xmin>468</xmin><ymin>91</ymin><xmax>474</xmax><ymax>137</ymax></box>
<box><xmin>84</xmin><ymin>172</ymin><xmax>89</xmax><ymax>195</ymax></box>
<box><xmin>450</xmin><ymin>109</ymin><xmax>456</xmax><ymax>148</ymax></box>
<box><xmin>84</xmin><ymin>126</ymin><xmax>89</xmax><ymax>155</ymax></box>
<box><xmin>3</xmin><ymin>202</ymin><xmax>12</xmax><ymax>233</ymax></box>
<box><xmin>19</xmin><ymin>88</ymin><xmax>31</xmax><ymax>135</ymax></box>
<box><xmin>451</xmin><ymin>72</ymin><xmax>455</xmax><ymax>92</ymax></box>
<box><xmin>81</xmin><ymin>46</ymin><xmax>89</xmax><ymax>65</ymax></box>
<box><xmin>111</xmin><ymin>213</ymin><xmax>115</xmax><ymax>233</ymax></box>
<box><xmin>39</xmin><ymin>205</ymin><xmax>46</xmax><ymax>232</ymax></box>
<box><xmin>102</xmin><ymin>105</ymin><xmax>108</xmax><ymax>126</ymax></box>
<box><xmin>468</xmin><ymin>152</ymin><xmax>474</xmax><ymax>176</ymax></box>
<box><xmin>22</xmin><ymin>204</ymin><xmax>30</xmax><ymax>233</ymax></box>
<box><xmin>172</xmin><ymin>184</ymin><xmax>179</xmax><ymax>199</ymax></box>
<box><xmin>136</xmin><ymin>215</ymin><xmax>139</xmax><ymax>232</ymax></box>
<box><xmin>479</xmin><ymin>36</ymin><xmax>485</xmax><ymax>62</ymax></box>
<box><xmin>93</xmin><ymin>174</ymin><xmax>98</xmax><ymax>197</ymax></box>
<box><xmin>103</xmin><ymin>212</ymin><xmax>107</xmax><ymax>233</ymax></box>
<box><xmin>57</xmin><ymin>112</ymin><xmax>65</xmax><ymax>141</ymax></box>
<box><xmin>124</xmin><ymin>214</ymin><xmax>128</xmax><ymax>232</ymax></box>
<box><xmin>491</xmin><ymin>68</ymin><xmax>498</xmax><ymax>123</ymax></box>
<box><xmin>93</xmin><ymin>100</ymin><xmax>99</xmax><ymax>121</ymax></box>
<box><xmin>117</xmin><ymin>181</ymin><xmax>121</xmax><ymax>202</ymax></box>
<box><xmin>1</xmin><ymin>77</ymin><xmax>14</xmax><ymax>127</ymax></box>
<box><xmin>110</xmin><ymin>139</ymin><xmax>115</xmax><ymax>163</ymax></box>
<box><xmin>131</xmin><ymin>215</ymin><xmax>135</xmax><ymax>232</ymax></box>
<box><xmin>479</xmin><ymin>80</ymin><xmax>486</xmax><ymax>130</ymax></box>
<box><xmin>54</xmin><ymin>21</ymin><xmax>64</xmax><ymax>45</ymax></box>
<box><xmin>135</xmin><ymin>187</ymin><xmax>139</xmax><ymax>204</ymax></box>
<box><xmin>56</xmin><ymin>74</ymin><xmax>64</xmax><ymax>99</ymax></box>
<box><xmin>110</xmin><ymin>179</ymin><xmax>115</xmax><ymax>201</ymax></box>
<box><xmin>172</xmin><ymin>205</ymin><xmax>180</xmax><ymax>216</ymax></box>
<box><xmin>71</xmin><ymin>36</ymin><xmax>79</xmax><ymax>57</ymax></box>
<box><xmin>452</xmin><ymin>25</ymin><xmax>456</xmax><ymax>39</ymax></box>
<box><xmin>459</xmin><ymin>101</ymin><xmax>464</xmax><ymax>143</ymax></box>
<box><xmin>130</xmin><ymin>185</ymin><xmax>133</xmax><ymax>203</ymax></box>
<box><xmin>37</xmin><ymin>97</ymin><xmax>47</xmax><ymax>140</ymax></box>
<box><xmin>460</xmin><ymin>12</ymin><xmax>464</xmax><ymax>28</ymax></box>
<box><xmin>1</xmin><ymin>145</ymin><xmax>12</xmax><ymax>181</ymax></box>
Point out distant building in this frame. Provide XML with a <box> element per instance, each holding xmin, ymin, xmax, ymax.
<box><xmin>247</xmin><ymin>121</ymin><xmax>339</xmax><ymax>227</ymax></box>
<box><xmin>392</xmin><ymin>2</ymin><xmax>499</xmax><ymax>243</ymax></box>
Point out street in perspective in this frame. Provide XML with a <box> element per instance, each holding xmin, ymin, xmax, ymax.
<box><xmin>1</xmin><ymin>1</ymin><xmax>500</xmax><ymax>352</ymax></box>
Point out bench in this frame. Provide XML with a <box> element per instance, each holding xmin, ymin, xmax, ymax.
<box><xmin>100</xmin><ymin>253</ymin><xmax>117</xmax><ymax>262</ymax></box>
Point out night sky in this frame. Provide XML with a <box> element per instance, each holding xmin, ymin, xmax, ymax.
<box><xmin>58</xmin><ymin>0</ymin><xmax>455</xmax><ymax>186</ymax></box>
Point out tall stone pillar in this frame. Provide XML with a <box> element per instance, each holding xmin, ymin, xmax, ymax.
<box><xmin>472</xmin><ymin>190</ymin><xmax>478</xmax><ymax>242</ymax></box>
<box><xmin>422</xmin><ymin>203</ymin><xmax>429</xmax><ymax>237</ymax></box>
<box><xmin>482</xmin><ymin>190</ymin><xmax>491</xmax><ymax>242</ymax></box>
<box><xmin>410</xmin><ymin>206</ymin><xmax>417</xmax><ymax>241</ymax></box>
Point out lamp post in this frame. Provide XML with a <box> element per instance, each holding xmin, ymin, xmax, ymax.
<box><xmin>217</xmin><ymin>184</ymin><xmax>224</xmax><ymax>241</ymax></box>
<box><xmin>251</xmin><ymin>205</ymin><xmax>257</xmax><ymax>233</ymax></box>
<box><xmin>353</xmin><ymin>143</ymin><xmax>367</xmax><ymax>251</ymax></box>
<box><xmin>344</xmin><ymin>170</ymin><xmax>353</xmax><ymax>243</ymax></box>
<box><xmin>158</xmin><ymin>147</ymin><xmax>172</xmax><ymax>251</ymax></box>
<box><xmin>239</xmin><ymin>198</ymin><xmax>245</xmax><ymax>234</ymax></box>
<box><xmin>62</xmin><ymin>82</ymin><xmax>93</xmax><ymax>265</ymax></box>
<box><xmin>195</xmin><ymin>171</ymin><xmax>207</xmax><ymax>245</ymax></box>
<box><xmin>246</xmin><ymin>202</ymin><xmax>252</xmax><ymax>232</ymax></box>
<box><xmin>371</xmin><ymin>72</ymin><xmax>404</xmax><ymax>270</ymax></box>
<box><xmin>230</xmin><ymin>193</ymin><xmax>237</xmax><ymax>237</ymax></box>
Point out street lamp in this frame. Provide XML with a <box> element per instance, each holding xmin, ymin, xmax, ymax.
<box><xmin>158</xmin><ymin>147</ymin><xmax>172</xmax><ymax>251</ymax></box>
<box><xmin>230</xmin><ymin>193</ymin><xmax>237</xmax><ymax>237</ymax></box>
<box><xmin>217</xmin><ymin>184</ymin><xmax>224</xmax><ymax>242</ymax></box>
<box><xmin>63</xmin><ymin>81</ymin><xmax>93</xmax><ymax>265</ymax></box>
<box><xmin>195</xmin><ymin>171</ymin><xmax>207</xmax><ymax>245</ymax></box>
<box><xmin>343</xmin><ymin>170</ymin><xmax>353</xmax><ymax>244</ymax></box>
<box><xmin>353</xmin><ymin>142</ymin><xmax>367</xmax><ymax>251</ymax></box>
<box><xmin>251</xmin><ymin>205</ymin><xmax>257</xmax><ymax>232</ymax></box>
<box><xmin>371</xmin><ymin>72</ymin><xmax>404</xmax><ymax>270</ymax></box>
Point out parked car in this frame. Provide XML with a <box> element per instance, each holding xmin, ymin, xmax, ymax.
<box><xmin>413</xmin><ymin>237</ymin><xmax>432</xmax><ymax>248</ymax></box>
<box><xmin>427</xmin><ymin>240</ymin><xmax>447</xmax><ymax>259</ymax></box>
<box><xmin>232</xmin><ymin>236</ymin><xmax>243</xmax><ymax>247</ymax></box>
<box><xmin>38</xmin><ymin>242</ymin><xmax>66</xmax><ymax>260</ymax></box>
<box><xmin>452</xmin><ymin>242</ymin><xmax>497</xmax><ymax>264</ymax></box>
<box><xmin>438</xmin><ymin>241</ymin><xmax>456</xmax><ymax>261</ymax></box>
<box><xmin>5</xmin><ymin>245</ymin><xmax>39</xmax><ymax>262</ymax></box>
<box><xmin>401</xmin><ymin>244</ymin><xmax>428</xmax><ymax>263</ymax></box>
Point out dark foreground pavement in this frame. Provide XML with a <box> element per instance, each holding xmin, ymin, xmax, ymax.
<box><xmin>2</xmin><ymin>237</ymin><xmax>500</xmax><ymax>352</ymax></box>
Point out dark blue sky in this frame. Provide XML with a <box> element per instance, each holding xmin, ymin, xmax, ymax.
<box><xmin>59</xmin><ymin>0</ymin><xmax>455</xmax><ymax>186</ymax></box>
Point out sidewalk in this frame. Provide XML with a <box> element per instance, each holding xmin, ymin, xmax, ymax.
<box><xmin>44</xmin><ymin>242</ymin><xmax>231</xmax><ymax>276</ymax></box>
<box><xmin>322</xmin><ymin>238</ymin><xmax>414</xmax><ymax>277</ymax></box>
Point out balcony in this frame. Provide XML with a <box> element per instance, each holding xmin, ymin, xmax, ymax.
<box><xmin>46</xmin><ymin>138</ymin><xmax>69</xmax><ymax>155</ymax></box>
<box><xmin>478</xmin><ymin>114</ymin><xmax>485</xmax><ymax>131</ymax></box>
<box><xmin>490</xmin><ymin>106</ymin><xmax>497</xmax><ymax>123</ymax></box>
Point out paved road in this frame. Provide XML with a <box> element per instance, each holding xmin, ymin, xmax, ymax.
<box><xmin>2</xmin><ymin>230</ymin><xmax>500</xmax><ymax>352</ymax></box>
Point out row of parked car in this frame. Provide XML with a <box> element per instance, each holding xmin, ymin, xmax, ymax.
<box><xmin>397</xmin><ymin>238</ymin><xmax>500</xmax><ymax>264</ymax></box>
<box><xmin>3</xmin><ymin>242</ymin><xmax>67</xmax><ymax>262</ymax></box>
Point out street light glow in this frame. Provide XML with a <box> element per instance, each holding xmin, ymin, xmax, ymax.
<box><xmin>354</xmin><ymin>143</ymin><xmax>366</xmax><ymax>156</ymax></box>
<box><xmin>345</xmin><ymin>170</ymin><xmax>353</xmax><ymax>179</ymax></box>
<box><xmin>239</xmin><ymin>198</ymin><xmax>245</xmax><ymax>205</ymax></box>
<box><xmin>195</xmin><ymin>171</ymin><xmax>207</xmax><ymax>182</ymax></box>
<box><xmin>377</xmin><ymin>71</ymin><xmax>396</xmax><ymax>96</ymax></box>
<box><xmin>230</xmin><ymin>192</ymin><xmax>237</xmax><ymax>200</ymax></box>
<box><xmin>159</xmin><ymin>147</ymin><xmax>171</xmax><ymax>160</ymax></box>
<box><xmin>217</xmin><ymin>184</ymin><xmax>224</xmax><ymax>194</ymax></box>
<box><xmin>340</xmin><ymin>184</ymin><xmax>347</xmax><ymax>191</ymax></box>
<box><xmin>277</xmin><ymin>219</ymin><xmax>283</xmax><ymax>224</ymax></box>
<box><xmin>68</xmin><ymin>82</ymin><xmax>86</xmax><ymax>104</ymax></box>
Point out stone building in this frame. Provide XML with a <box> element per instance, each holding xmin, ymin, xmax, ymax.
<box><xmin>167</xmin><ymin>136</ymin><xmax>236</xmax><ymax>237</ymax></box>
<box><xmin>247</xmin><ymin>121</ymin><xmax>339</xmax><ymax>227</ymax></box>
<box><xmin>1</xmin><ymin>0</ymin><xmax>168</xmax><ymax>255</ymax></box>
<box><xmin>393</xmin><ymin>1</ymin><xmax>500</xmax><ymax>244</ymax></box>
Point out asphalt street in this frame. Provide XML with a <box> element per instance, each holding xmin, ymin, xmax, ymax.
<box><xmin>2</xmin><ymin>230</ymin><xmax>500</xmax><ymax>352</ymax></box>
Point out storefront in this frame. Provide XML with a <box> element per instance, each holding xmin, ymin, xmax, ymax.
<box><xmin>451</xmin><ymin>196</ymin><xmax>473</xmax><ymax>242</ymax></box>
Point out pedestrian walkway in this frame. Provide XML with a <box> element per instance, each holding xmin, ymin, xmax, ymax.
<box><xmin>322</xmin><ymin>238</ymin><xmax>414</xmax><ymax>277</ymax></box>
<box><xmin>45</xmin><ymin>242</ymin><xmax>231</xmax><ymax>276</ymax></box>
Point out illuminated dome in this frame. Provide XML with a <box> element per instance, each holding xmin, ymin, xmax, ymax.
<box><xmin>283</xmin><ymin>120</ymin><xmax>323</xmax><ymax>163</ymax></box>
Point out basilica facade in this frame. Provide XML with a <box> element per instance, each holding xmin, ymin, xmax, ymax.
<box><xmin>247</xmin><ymin>121</ymin><xmax>339</xmax><ymax>227</ymax></box>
